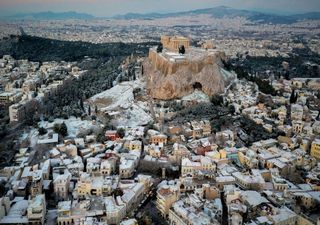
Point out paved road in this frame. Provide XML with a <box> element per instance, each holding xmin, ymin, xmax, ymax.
<box><xmin>138</xmin><ymin>198</ymin><xmax>169</xmax><ymax>225</ymax></box>
<box><xmin>134</xmin><ymin>179</ymin><xmax>169</xmax><ymax>225</ymax></box>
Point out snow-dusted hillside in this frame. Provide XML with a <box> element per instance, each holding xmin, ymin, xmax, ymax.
<box><xmin>88</xmin><ymin>79</ymin><xmax>153</xmax><ymax>127</ymax></box>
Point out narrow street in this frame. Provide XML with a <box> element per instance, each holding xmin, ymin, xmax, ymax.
<box><xmin>221</xmin><ymin>191</ymin><xmax>228</xmax><ymax>225</ymax></box>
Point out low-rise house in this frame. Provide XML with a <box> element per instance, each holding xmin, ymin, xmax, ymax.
<box><xmin>150</xmin><ymin>134</ymin><xmax>167</xmax><ymax>145</ymax></box>
<box><xmin>232</xmin><ymin>170</ymin><xmax>265</xmax><ymax>190</ymax></box>
<box><xmin>137</xmin><ymin>174</ymin><xmax>153</xmax><ymax>194</ymax></box>
<box><xmin>170</xmin><ymin>143</ymin><xmax>191</xmax><ymax>164</ymax></box>
<box><xmin>120</xmin><ymin>219</ymin><xmax>138</xmax><ymax>225</ymax></box>
<box><xmin>119</xmin><ymin>159</ymin><xmax>135</xmax><ymax>179</ymax></box>
<box><xmin>76</xmin><ymin>173</ymin><xmax>118</xmax><ymax>198</ymax></box>
<box><xmin>181</xmin><ymin>156</ymin><xmax>216</xmax><ymax>177</ymax></box>
<box><xmin>183</xmin><ymin>120</ymin><xmax>211</xmax><ymax>139</ymax></box>
<box><xmin>105</xmin><ymin>130</ymin><xmax>119</xmax><ymax>141</ymax></box>
<box><xmin>291</xmin><ymin>104</ymin><xmax>304</xmax><ymax>121</ymax></box>
<box><xmin>57</xmin><ymin>198</ymin><xmax>105</xmax><ymax>225</ymax></box>
<box><xmin>29</xmin><ymin>170</ymin><xmax>43</xmax><ymax>198</ymax></box>
<box><xmin>100</xmin><ymin>159</ymin><xmax>116</xmax><ymax>176</ymax></box>
<box><xmin>268</xmin><ymin>206</ymin><xmax>297</xmax><ymax>225</ymax></box>
<box><xmin>53</xmin><ymin>173</ymin><xmax>71</xmax><ymax>201</ymax></box>
<box><xmin>145</xmin><ymin>144</ymin><xmax>163</xmax><ymax>158</ymax></box>
<box><xmin>104</xmin><ymin>196</ymin><xmax>126</xmax><ymax>225</ymax></box>
<box><xmin>292</xmin><ymin>120</ymin><xmax>304</xmax><ymax>134</ymax></box>
<box><xmin>27</xmin><ymin>195</ymin><xmax>46</xmax><ymax>225</ymax></box>
<box><xmin>121</xmin><ymin>183</ymin><xmax>144</xmax><ymax>213</ymax></box>
<box><xmin>57</xmin><ymin>201</ymin><xmax>72</xmax><ymax>225</ymax></box>
<box><xmin>216</xmin><ymin>130</ymin><xmax>234</xmax><ymax>143</ymax></box>
<box><xmin>169</xmin><ymin>195</ymin><xmax>220</xmax><ymax>225</ymax></box>
<box><xmin>119</xmin><ymin>153</ymin><xmax>140</xmax><ymax>179</ymax></box>
<box><xmin>0</xmin><ymin>197</ymin><xmax>29</xmax><ymax>224</ymax></box>
<box><xmin>123</xmin><ymin>140</ymin><xmax>142</xmax><ymax>151</ymax></box>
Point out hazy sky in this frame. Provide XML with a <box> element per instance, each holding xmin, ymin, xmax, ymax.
<box><xmin>0</xmin><ymin>0</ymin><xmax>320</xmax><ymax>17</ymax></box>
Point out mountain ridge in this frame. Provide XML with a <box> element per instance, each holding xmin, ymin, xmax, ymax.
<box><xmin>112</xmin><ymin>6</ymin><xmax>320</xmax><ymax>24</ymax></box>
<box><xmin>5</xmin><ymin>11</ymin><xmax>95</xmax><ymax>20</ymax></box>
<box><xmin>2</xmin><ymin>6</ymin><xmax>320</xmax><ymax>23</ymax></box>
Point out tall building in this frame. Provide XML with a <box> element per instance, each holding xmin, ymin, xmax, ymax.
<box><xmin>156</xmin><ymin>184</ymin><xmax>180</xmax><ymax>217</ymax></box>
<box><xmin>53</xmin><ymin>173</ymin><xmax>71</xmax><ymax>201</ymax></box>
<box><xmin>310</xmin><ymin>139</ymin><xmax>320</xmax><ymax>160</ymax></box>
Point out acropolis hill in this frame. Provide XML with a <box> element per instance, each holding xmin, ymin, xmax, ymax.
<box><xmin>145</xmin><ymin>36</ymin><xmax>235</xmax><ymax>100</ymax></box>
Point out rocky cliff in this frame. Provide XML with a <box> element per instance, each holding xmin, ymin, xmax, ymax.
<box><xmin>145</xmin><ymin>50</ymin><xmax>235</xmax><ymax>100</ymax></box>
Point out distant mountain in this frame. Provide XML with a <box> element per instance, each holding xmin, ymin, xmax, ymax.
<box><xmin>6</xmin><ymin>11</ymin><xmax>95</xmax><ymax>20</ymax></box>
<box><xmin>113</xmin><ymin>6</ymin><xmax>320</xmax><ymax>24</ymax></box>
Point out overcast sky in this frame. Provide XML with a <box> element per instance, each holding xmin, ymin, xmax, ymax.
<box><xmin>0</xmin><ymin>0</ymin><xmax>320</xmax><ymax>17</ymax></box>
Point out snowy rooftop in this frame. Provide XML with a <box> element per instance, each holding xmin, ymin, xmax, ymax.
<box><xmin>241</xmin><ymin>191</ymin><xmax>269</xmax><ymax>207</ymax></box>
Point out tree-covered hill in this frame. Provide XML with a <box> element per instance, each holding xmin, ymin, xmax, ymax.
<box><xmin>0</xmin><ymin>35</ymin><xmax>156</xmax><ymax>62</ymax></box>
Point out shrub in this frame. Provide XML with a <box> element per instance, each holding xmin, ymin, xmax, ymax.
<box><xmin>116</xmin><ymin>128</ymin><xmax>125</xmax><ymax>138</ymax></box>
<box><xmin>53</xmin><ymin>122</ymin><xmax>68</xmax><ymax>137</ymax></box>
<box><xmin>38</xmin><ymin>127</ymin><xmax>47</xmax><ymax>135</ymax></box>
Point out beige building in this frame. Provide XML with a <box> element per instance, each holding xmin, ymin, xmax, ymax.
<box><xmin>9</xmin><ymin>99</ymin><xmax>39</xmax><ymax>122</ymax></box>
<box><xmin>54</xmin><ymin>173</ymin><xmax>71</xmax><ymax>201</ymax></box>
<box><xmin>121</xmin><ymin>183</ymin><xmax>144</xmax><ymax>214</ymax></box>
<box><xmin>119</xmin><ymin>159</ymin><xmax>135</xmax><ymax>178</ymax></box>
<box><xmin>9</xmin><ymin>102</ymin><xmax>26</xmax><ymax>122</ymax></box>
<box><xmin>232</xmin><ymin>171</ymin><xmax>265</xmax><ymax>190</ymax></box>
<box><xmin>76</xmin><ymin>173</ymin><xmax>113</xmax><ymax>198</ymax></box>
<box><xmin>272</xmin><ymin>176</ymin><xmax>289</xmax><ymax>191</ymax></box>
<box><xmin>104</xmin><ymin>196</ymin><xmax>126</xmax><ymax>225</ymax></box>
<box><xmin>29</xmin><ymin>171</ymin><xmax>43</xmax><ymax>198</ymax></box>
<box><xmin>57</xmin><ymin>201</ymin><xmax>73</xmax><ymax>225</ymax></box>
<box><xmin>171</xmin><ymin>143</ymin><xmax>191</xmax><ymax>164</ymax></box>
<box><xmin>0</xmin><ymin>91</ymin><xmax>21</xmax><ymax>105</ymax></box>
<box><xmin>137</xmin><ymin>174</ymin><xmax>153</xmax><ymax>194</ymax></box>
<box><xmin>291</xmin><ymin>104</ymin><xmax>304</xmax><ymax>121</ymax></box>
<box><xmin>190</xmin><ymin>120</ymin><xmax>211</xmax><ymax>139</ymax></box>
<box><xmin>150</xmin><ymin>134</ymin><xmax>168</xmax><ymax>146</ymax></box>
<box><xmin>268</xmin><ymin>207</ymin><xmax>297</xmax><ymax>225</ymax></box>
<box><xmin>292</xmin><ymin>120</ymin><xmax>304</xmax><ymax>134</ymax></box>
<box><xmin>27</xmin><ymin>195</ymin><xmax>46</xmax><ymax>225</ymax></box>
<box><xmin>100</xmin><ymin>159</ymin><xmax>116</xmax><ymax>176</ymax></box>
<box><xmin>124</xmin><ymin>140</ymin><xmax>142</xmax><ymax>151</ymax></box>
<box><xmin>310</xmin><ymin>139</ymin><xmax>320</xmax><ymax>160</ymax></box>
<box><xmin>181</xmin><ymin>156</ymin><xmax>215</xmax><ymax>177</ymax></box>
<box><xmin>157</xmin><ymin>185</ymin><xmax>180</xmax><ymax>217</ymax></box>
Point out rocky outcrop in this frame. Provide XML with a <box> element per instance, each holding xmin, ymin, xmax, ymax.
<box><xmin>145</xmin><ymin>51</ymin><xmax>235</xmax><ymax>100</ymax></box>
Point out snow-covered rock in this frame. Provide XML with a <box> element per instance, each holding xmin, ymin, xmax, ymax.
<box><xmin>88</xmin><ymin>79</ymin><xmax>153</xmax><ymax>127</ymax></box>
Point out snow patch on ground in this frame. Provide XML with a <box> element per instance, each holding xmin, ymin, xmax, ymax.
<box><xmin>39</xmin><ymin>117</ymin><xmax>98</xmax><ymax>138</ymax></box>
<box><xmin>88</xmin><ymin>79</ymin><xmax>153</xmax><ymax>127</ymax></box>
<box><xmin>220</xmin><ymin>68</ymin><xmax>236</xmax><ymax>81</ymax></box>
<box><xmin>89</xmin><ymin>79</ymin><xmax>142</xmax><ymax>111</ymax></box>
<box><xmin>181</xmin><ymin>89</ymin><xmax>210</xmax><ymax>102</ymax></box>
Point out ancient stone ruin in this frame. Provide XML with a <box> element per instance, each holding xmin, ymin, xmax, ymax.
<box><xmin>145</xmin><ymin>36</ymin><xmax>235</xmax><ymax>100</ymax></box>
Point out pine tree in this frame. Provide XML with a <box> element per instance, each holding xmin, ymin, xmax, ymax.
<box><xmin>88</xmin><ymin>105</ymin><xmax>91</xmax><ymax>115</ymax></box>
<box><xmin>80</xmin><ymin>98</ymin><xmax>84</xmax><ymax>110</ymax></box>
<box><xmin>60</xmin><ymin>122</ymin><xmax>68</xmax><ymax>137</ymax></box>
<box><xmin>179</xmin><ymin>45</ymin><xmax>185</xmax><ymax>54</ymax></box>
<box><xmin>290</xmin><ymin>89</ymin><xmax>298</xmax><ymax>104</ymax></box>
<box><xmin>156</xmin><ymin>43</ymin><xmax>163</xmax><ymax>53</ymax></box>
